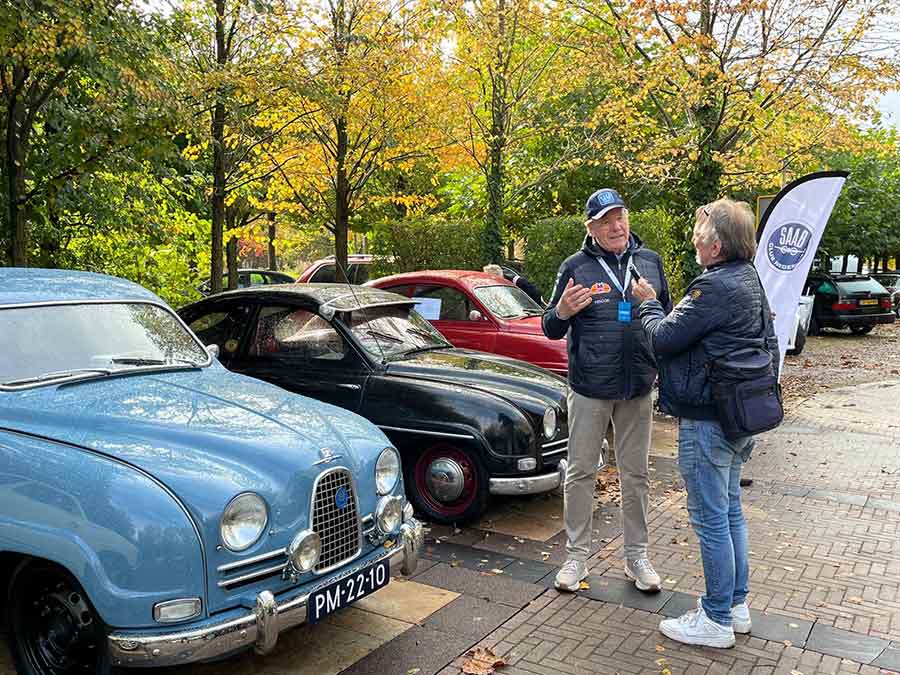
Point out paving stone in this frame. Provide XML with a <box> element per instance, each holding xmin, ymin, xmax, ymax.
<box><xmin>806</xmin><ymin>489</ymin><xmax>869</xmax><ymax>507</ymax></box>
<box><xmin>338</xmin><ymin>625</ymin><xmax>474</xmax><ymax>675</ymax></box>
<box><xmin>422</xmin><ymin>594</ymin><xmax>520</xmax><ymax>641</ymax></box>
<box><xmin>421</xmin><ymin>540</ymin><xmax>516</xmax><ymax>571</ymax></box>
<box><xmin>500</xmin><ymin>558</ymin><xmax>558</xmax><ymax>584</ymax></box>
<box><xmin>659</xmin><ymin>591</ymin><xmax>701</xmax><ymax>618</ymax></box>
<box><xmin>871</xmin><ymin>642</ymin><xmax>900</xmax><ymax>671</ymax></box>
<box><xmin>746</xmin><ymin>611</ymin><xmax>813</xmax><ymax>648</ymax></box>
<box><xmin>864</xmin><ymin>498</ymin><xmax>900</xmax><ymax>513</ymax></box>
<box><xmin>413</xmin><ymin>562</ymin><xmax>545</xmax><ymax>608</ymax></box>
<box><xmin>577</xmin><ymin>574</ymin><xmax>673</xmax><ymax>613</ymax></box>
<box><xmin>806</xmin><ymin>624</ymin><xmax>890</xmax><ymax>664</ymax></box>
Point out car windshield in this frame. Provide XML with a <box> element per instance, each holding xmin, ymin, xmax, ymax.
<box><xmin>1</xmin><ymin>302</ymin><xmax>209</xmax><ymax>387</ymax></box>
<box><xmin>472</xmin><ymin>285</ymin><xmax>543</xmax><ymax>319</ymax></box>
<box><xmin>836</xmin><ymin>278</ymin><xmax>888</xmax><ymax>294</ymax></box>
<box><xmin>345</xmin><ymin>305</ymin><xmax>451</xmax><ymax>359</ymax></box>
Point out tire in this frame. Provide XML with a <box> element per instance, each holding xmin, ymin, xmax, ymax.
<box><xmin>408</xmin><ymin>443</ymin><xmax>489</xmax><ymax>525</ymax></box>
<box><xmin>787</xmin><ymin>323</ymin><xmax>807</xmax><ymax>356</ymax></box>
<box><xmin>850</xmin><ymin>325</ymin><xmax>873</xmax><ymax>335</ymax></box>
<box><xmin>807</xmin><ymin>314</ymin><xmax>820</xmax><ymax>336</ymax></box>
<box><xmin>6</xmin><ymin>560</ymin><xmax>112</xmax><ymax>675</ymax></box>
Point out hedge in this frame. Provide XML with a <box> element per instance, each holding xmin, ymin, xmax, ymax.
<box><xmin>369</xmin><ymin>216</ymin><xmax>487</xmax><ymax>277</ymax></box>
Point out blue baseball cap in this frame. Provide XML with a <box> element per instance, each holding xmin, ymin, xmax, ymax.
<box><xmin>585</xmin><ymin>188</ymin><xmax>626</xmax><ymax>222</ymax></box>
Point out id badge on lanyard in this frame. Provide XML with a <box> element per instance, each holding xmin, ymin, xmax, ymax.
<box><xmin>597</xmin><ymin>255</ymin><xmax>633</xmax><ymax>323</ymax></box>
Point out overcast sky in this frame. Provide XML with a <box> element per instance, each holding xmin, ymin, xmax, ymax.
<box><xmin>877</xmin><ymin>91</ymin><xmax>900</xmax><ymax>127</ymax></box>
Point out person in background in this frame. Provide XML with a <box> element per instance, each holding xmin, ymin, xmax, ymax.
<box><xmin>542</xmin><ymin>187</ymin><xmax>671</xmax><ymax>594</ymax></box>
<box><xmin>631</xmin><ymin>198</ymin><xmax>776</xmax><ymax>648</ymax></box>
<box><xmin>483</xmin><ymin>263</ymin><xmax>545</xmax><ymax>306</ymax></box>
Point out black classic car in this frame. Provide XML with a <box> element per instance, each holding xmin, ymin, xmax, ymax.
<box><xmin>179</xmin><ymin>285</ymin><xmax>570</xmax><ymax>524</ymax></box>
<box><xmin>804</xmin><ymin>272</ymin><xmax>895</xmax><ymax>335</ymax></box>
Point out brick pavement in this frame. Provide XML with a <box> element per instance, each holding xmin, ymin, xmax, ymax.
<box><xmin>421</xmin><ymin>381</ymin><xmax>900</xmax><ymax>674</ymax></box>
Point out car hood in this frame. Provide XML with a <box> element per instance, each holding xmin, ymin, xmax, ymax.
<box><xmin>385</xmin><ymin>348</ymin><xmax>567</xmax><ymax>409</ymax></box>
<box><xmin>0</xmin><ymin>366</ymin><xmax>387</xmax><ymax>530</ymax></box>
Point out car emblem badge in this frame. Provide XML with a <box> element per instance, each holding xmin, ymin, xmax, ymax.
<box><xmin>334</xmin><ymin>486</ymin><xmax>350</xmax><ymax>510</ymax></box>
<box><xmin>314</xmin><ymin>447</ymin><xmax>343</xmax><ymax>466</ymax></box>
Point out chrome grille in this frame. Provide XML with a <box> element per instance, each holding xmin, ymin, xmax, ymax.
<box><xmin>312</xmin><ymin>469</ymin><xmax>361</xmax><ymax>572</ymax></box>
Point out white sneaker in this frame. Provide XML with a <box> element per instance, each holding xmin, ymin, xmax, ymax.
<box><xmin>695</xmin><ymin>597</ymin><xmax>751</xmax><ymax>634</ymax></box>
<box><xmin>659</xmin><ymin>606</ymin><xmax>735</xmax><ymax>648</ymax></box>
<box><xmin>554</xmin><ymin>559</ymin><xmax>588</xmax><ymax>592</ymax></box>
<box><xmin>731</xmin><ymin>602</ymin><xmax>751</xmax><ymax>634</ymax></box>
<box><xmin>624</xmin><ymin>556</ymin><xmax>661</xmax><ymax>592</ymax></box>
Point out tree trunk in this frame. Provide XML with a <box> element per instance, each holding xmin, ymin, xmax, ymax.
<box><xmin>267</xmin><ymin>212</ymin><xmax>277</xmax><ymax>270</ymax></box>
<box><xmin>226</xmin><ymin>236</ymin><xmax>238</xmax><ymax>290</ymax></box>
<box><xmin>841</xmin><ymin>254</ymin><xmax>849</xmax><ymax>273</ymax></box>
<box><xmin>856</xmin><ymin>255</ymin><xmax>864</xmax><ymax>274</ymax></box>
<box><xmin>334</xmin><ymin>115</ymin><xmax>350</xmax><ymax>283</ymax></box>
<box><xmin>210</xmin><ymin>0</ymin><xmax>228</xmax><ymax>294</ymax></box>
<box><xmin>483</xmin><ymin>0</ymin><xmax>507</xmax><ymax>266</ymax></box>
<box><xmin>5</xmin><ymin>82</ymin><xmax>28</xmax><ymax>267</ymax></box>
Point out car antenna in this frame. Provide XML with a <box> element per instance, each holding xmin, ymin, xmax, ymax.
<box><xmin>334</xmin><ymin>254</ymin><xmax>388</xmax><ymax>366</ymax></box>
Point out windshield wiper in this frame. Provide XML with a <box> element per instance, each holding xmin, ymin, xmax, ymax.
<box><xmin>2</xmin><ymin>368</ymin><xmax>114</xmax><ymax>387</ymax></box>
<box><xmin>406</xmin><ymin>326</ymin><xmax>450</xmax><ymax>344</ymax></box>
<box><xmin>108</xmin><ymin>355</ymin><xmax>204</xmax><ymax>367</ymax></box>
<box><xmin>362</xmin><ymin>329</ymin><xmax>404</xmax><ymax>344</ymax></box>
<box><xmin>399</xmin><ymin>344</ymin><xmax>454</xmax><ymax>358</ymax></box>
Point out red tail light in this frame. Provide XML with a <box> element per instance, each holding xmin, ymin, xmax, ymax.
<box><xmin>831</xmin><ymin>301</ymin><xmax>856</xmax><ymax>311</ymax></box>
<box><xmin>882</xmin><ymin>298</ymin><xmax>892</xmax><ymax>309</ymax></box>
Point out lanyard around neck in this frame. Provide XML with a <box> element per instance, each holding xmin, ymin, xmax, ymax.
<box><xmin>596</xmin><ymin>253</ymin><xmax>632</xmax><ymax>297</ymax></box>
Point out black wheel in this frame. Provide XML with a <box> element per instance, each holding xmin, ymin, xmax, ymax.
<box><xmin>787</xmin><ymin>322</ymin><xmax>807</xmax><ymax>356</ymax></box>
<box><xmin>6</xmin><ymin>561</ymin><xmax>111</xmax><ymax>675</ymax></box>
<box><xmin>408</xmin><ymin>443</ymin><xmax>489</xmax><ymax>525</ymax></box>
<box><xmin>807</xmin><ymin>314</ymin><xmax>820</xmax><ymax>336</ymax></box>
<box><xmin>849</xmin><ymin>325</ymin><xmax>873</xmax><ymax>335</ymax></box>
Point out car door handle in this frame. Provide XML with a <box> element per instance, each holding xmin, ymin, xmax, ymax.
<box><xmin>336</xmin><ymin>383</ymin><xmax>361</xmax><ymax>390</ymax></box>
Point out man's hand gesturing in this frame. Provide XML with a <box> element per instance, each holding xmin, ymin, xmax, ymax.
<box><xmin>556</xmin><ymin>278</ymin><xmax>593</xmax><ymax>320</ymax></box>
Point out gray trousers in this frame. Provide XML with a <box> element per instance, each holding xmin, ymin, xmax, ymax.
<box><xmin>564</xmin><ymin>389</ymin><xmax>653</xmax><ymax>562</ymax></box>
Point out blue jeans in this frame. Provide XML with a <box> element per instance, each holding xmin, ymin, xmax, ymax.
<box><xmin>678</xmin><ymin>418</ymin><xmax>753</xmax><ymax>627</ymax></box>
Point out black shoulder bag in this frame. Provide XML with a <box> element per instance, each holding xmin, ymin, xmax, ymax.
<box><xmin>707</xmin><ymin>271</ymin><xmax>784</xmax><ymax>440</ymax></box>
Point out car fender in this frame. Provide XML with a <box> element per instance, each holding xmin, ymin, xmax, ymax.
<box><xmin>363</xmin><ymin>375</ymin><xmax>538</xmax><ymax>465</ymax></box>
<box><xmin>0</xmin><ymin>429</ymin><xmax>205</xmax><ymax>629</ymax></box>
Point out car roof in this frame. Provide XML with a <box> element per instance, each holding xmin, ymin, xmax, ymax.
<box><xmin>187</xmin><ymin>283</ymin><xmax>413</xmax><ymax>311</ymax></box>
<box><xmin>370</xmin><ymin>269</ymin><xmax>515</xmax><ymax>289</ymax></box>
<box><xmin>0</xmin><ymin>268</ymin><xmax>161</xmax><ymax>307</ymax></box>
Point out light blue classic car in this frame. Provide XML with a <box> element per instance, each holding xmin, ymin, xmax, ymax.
<box><xmin>0</xmin><ymin>268</ymin><xmax>422</xmax><ymax>674</ymax></box>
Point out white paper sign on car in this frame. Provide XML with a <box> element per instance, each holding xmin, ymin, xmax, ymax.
<box><xmin>754</xmin><ymin>171</ymin><xmax>848</xmax><ymax>375</ymax></box>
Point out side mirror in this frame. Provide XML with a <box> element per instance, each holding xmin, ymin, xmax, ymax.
<box><xmin>207</xmin><ymin>344</ymin><xmax>220</xmax><ymax>359</ymax></box>
<box><xmin>468</xmin><ymin>309</ymin><xmax>483</xmax><ymax>322</ymax></box>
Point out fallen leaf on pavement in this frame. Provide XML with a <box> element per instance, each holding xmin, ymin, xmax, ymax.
<box><xmin>461</xmin><ymin>647</ymin><xmax>506</xmax><ymax>675</ymax></box>
<box><xmin>579</xmin><ymin>580</ymin><xmax>590</xmax><ymax>590</ymax></box>
<box><xmin>407</xmin><ymin>669</ymin><xmax>420</xmax><ymax>674</ymax></box>
<box><xmin>490</xmin><ymin>568</ymin><xmax>505</xmax><ymax>574</ymax></box>
<box><xmin>655</xmin><ymin>644</ymin><xmax>665</xmax><ymax>652</ymax></box>
<box><xmin>450</xmin><ymin>559</ymin><xmax>462</xmax><ymax>567</ymax></box>
<box><xmin>848</xmin><ymin>596</ymin><xmax>863</xmax><ymax>603</ymax></box>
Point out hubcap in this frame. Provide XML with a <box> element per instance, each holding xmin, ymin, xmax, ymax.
<box><xmin>425</xmin><ymin>458</ymin><xmax>465</xmax><ymax>503</ymax></box>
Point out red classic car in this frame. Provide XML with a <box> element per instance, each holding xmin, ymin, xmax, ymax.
<box><xmin>368</xmin><ymin>270</ymin><xmax>568</xmax><ymax>376</ymax></box>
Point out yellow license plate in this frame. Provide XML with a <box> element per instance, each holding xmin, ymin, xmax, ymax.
<box><xmin>860</xmin><ymin>299</ymin><xmax>878</xmax><ymax>306</ymax></box>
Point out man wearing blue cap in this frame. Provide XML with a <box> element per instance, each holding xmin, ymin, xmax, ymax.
<box><xmin>543</xmin><ymin>188</ymin><xmax>671</xmax><ymax>593</ymax></box>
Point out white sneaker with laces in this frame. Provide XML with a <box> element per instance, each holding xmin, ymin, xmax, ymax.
<box><xmin>554</xmin><ymin>559</ymin><xmax>588</xmax><ymax>592</ymax></box>
<box><xmin>624</xmin><ymin>556</ymin><xmax>661</xmax><ymax>592</ymax></box>
<box><xmin>660</xmin><ymin>606</ymin><xmax>735</xmax><ymax>648</ymax></box>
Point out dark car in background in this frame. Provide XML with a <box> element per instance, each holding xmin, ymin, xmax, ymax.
<box><xmin>198</xmin><ymin>268</ymin><xmax>295</xmax><ymax>296</ymax></box>
<box><xmin>805</xmin><ymin>272</ymin><xmax>895</xmax><ymax>335</ymax></box>
<box><xmin>872</xmin><ymin>273</ymin><xmax>900</xmax><ymax>317</ymax></box>
<box><xmin>297</xmin><ymin>255</ymin><xmax>373</xmax><ymax>284</ymax></box>
<box><xmin>179</xmin><ymin>285</ymin><xmax>570</xmax><ymax>525</ymax></box>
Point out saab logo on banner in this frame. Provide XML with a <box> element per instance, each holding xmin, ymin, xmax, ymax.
<box><xmin>766</xmin><ymin>222</ymin><xmax>813</xmax><ymax>272</ymax></box>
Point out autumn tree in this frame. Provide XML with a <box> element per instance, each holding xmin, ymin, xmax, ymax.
<box><xmin>0</xmin><ymin>0</ymin><xmax>174</xmax><ymax>266</ymax></box>
<box><xmin>437</xmin><ymin>0</ymin><xmax>607</xmax><ymax>263</ymax></box>
<box><xmin>265</xmin><ymin>0</ymin><xmax>444</xmax><ymax>281</ymax></box>
<box><xmin>170</xmin><ymin>0</ymin><xmax>304</xmax><ymax>292</ymax></box>
<box><xmin>575</xmin><ymin>0</ymin><xmax>899</xmax><ymax>210</ymax></box>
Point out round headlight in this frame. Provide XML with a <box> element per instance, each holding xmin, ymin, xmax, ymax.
<box><xmin>375</xmin><ymin>447</ymin><xmax>401</xmax><ymax>495</ymax></box>
<box><xmin>220</xmin><ymin>493</ymin><xmax>268</xmax><ymax>552</ymax></box>
<box><xmin>375</xmin><ymin>495</ymin><xmax>403</xmax><ymax>535</ymax></box>
<box><xmin>543</xmin><ymin>407</ymin><xmax>558</xmax><ymax>439</ymax></box>
<box><xmin>287</xmin><ymin>530</ymin><xmax>321</xmax><ymax>573</ymax></box>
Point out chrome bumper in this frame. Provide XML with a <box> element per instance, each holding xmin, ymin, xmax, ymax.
<box><xmin>108</xmin><ymin>518</ymin><xmax>424</xmax><ymax>668</ymax></box>
<box><xmin>489</xmin><ymin>460</ymin><xmax>567</xmax><ymax>496</ymax></box>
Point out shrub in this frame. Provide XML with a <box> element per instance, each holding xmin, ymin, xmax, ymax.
<box><xmin>369</xmin><ymin>216</ymin><xmax>487</xmax><ymax>277</ymax></box>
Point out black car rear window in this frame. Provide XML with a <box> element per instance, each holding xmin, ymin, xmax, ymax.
<box><xmin>835</xmin><ymin>278</ymin><xmax>887</xmax><ymax>294</ymax></box>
